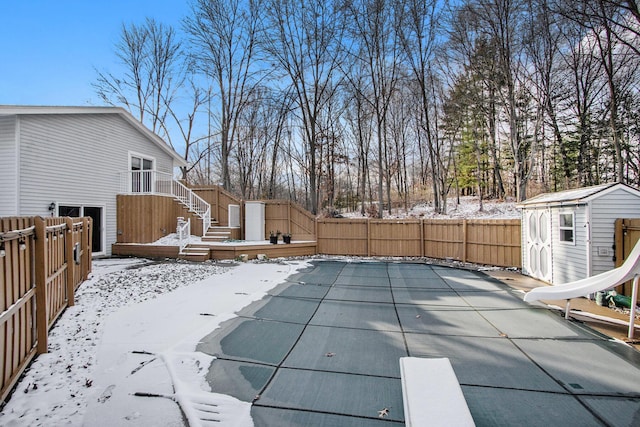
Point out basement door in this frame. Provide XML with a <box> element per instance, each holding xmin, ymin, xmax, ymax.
<box><xmin>525</xmin><ymin>209</ymin><xmax>552</xmax><ymax>282</ymax></box>
<box><xmin>58</xmin><ymin>205</ymin><xmax>104</xmax><ymax>255</ymax></box>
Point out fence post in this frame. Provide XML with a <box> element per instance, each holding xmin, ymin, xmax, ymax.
<box><xmin>462</xmin><ymin>220</ymin><xmax>467</xmax><ymax>263</ymax></box>
<box><xmin>64</xmin><ymin>217</ymin><xmax>75</xmax><ymax>306</ymax></box>
<box><xmin>420</xmin><ymin>220</ymin><xmax>425</xmax><ymax>258</ymax></box>
<box><xmin>216</xmin><ymin>186</ymin><xmax>220</xmax><ymax>221</ymax></box>
<box><xmin>367</xmin><ymin>219</ymin><xmax>371</xmax><ymax>257</ymax></box>
<box><xmin>34</xmin><ymin>216</ymin><xmax>48</xmax><ymax>354</ymax></box>
<box><xmin>83</xmin><ymin>217</ymin><xmax>90</xmax><ymax>280</ymax></box>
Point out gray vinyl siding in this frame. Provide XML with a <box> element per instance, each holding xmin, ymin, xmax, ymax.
<box><xmin>0</xmin><ymin>116</ymin><xmax>18</xmax><ymax>216</ymax></box>
<box><xmin>552</xmin><ymin>205</ymin><xmax>588</xmax><ymax>284</ymax></box>
<box><xmin>16</xmin><ymin>113</ymin><xmax>176</xmax><ymax>255</ymax></box>
<box><xmin>590</xmin><ymin>189</ymin><xmax>640</xmax><ymax>275</ymax></box>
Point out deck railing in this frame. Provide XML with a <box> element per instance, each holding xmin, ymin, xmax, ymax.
<box><xmin>177</xmin><ymin>217</ymin><xmax>191</xmax><ymax>254</ymax></box>
<box><xmin>119</xmin><ymin>171</ymin><xmax>211</xmax><ymax>236</ymax></box>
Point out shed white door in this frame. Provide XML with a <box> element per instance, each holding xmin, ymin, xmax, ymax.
<box><xmin>526</xmin><ymin>209</ymin><xmax>551</xmax><ymax>282</ymax></box>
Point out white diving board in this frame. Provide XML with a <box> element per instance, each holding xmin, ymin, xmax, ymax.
<box><xmin>399</xmin><ymin>357</ymin><xmax>475</xmax><ymax>427</ymax></box>
<box><xmin>524</xmin><ymin>240</ymin><xmax>640</xmax><ymax>340</ymax></box>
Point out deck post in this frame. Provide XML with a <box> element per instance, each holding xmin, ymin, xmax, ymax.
<box><xmin>564</xmin><ymin>300</ymin><xmax>571</xmax><ymax>319</ymax></box>
<box><xmin>629</xmin><ymin>275</ymin><xmax>638</xmax><ymax>340</ymax></box>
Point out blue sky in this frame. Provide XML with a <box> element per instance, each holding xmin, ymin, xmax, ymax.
<box><xmin>0</xmin><ymin>1</ymin><xmax>191</xmax><ymax>106</ymax></box>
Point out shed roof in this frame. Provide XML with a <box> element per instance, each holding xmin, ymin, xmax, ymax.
<box><xmin>518</xmin><ymin>182</ymin><xmax>640</xmax><ymax>208</ymax></box>
<box><xmin>0</xmin><ymin>105</ymin><xmax>187</xmax><ymax>167</ymax></box>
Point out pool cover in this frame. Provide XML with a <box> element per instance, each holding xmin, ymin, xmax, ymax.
<box><xmin>197</xmin><ymin>261</ymin><xmax>640</xmax><ymax>426</ymax></box>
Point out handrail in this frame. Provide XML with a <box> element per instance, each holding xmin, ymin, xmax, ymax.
<box><xmin>119</xmin><ymin>171</ymin><xmax>212</xmax><ymax>237</ymax></box>
<box><xmin>172</xmin><ymin>180</ymin><xmax>211</xmax><ymax>237</ymax></box>
<box><xmin>177</xmin><ymin>217</ymin><xmax>191</xmax><ymax>254</ymax></box>
<box><xmin>119</xmin><ymin>170</ymin><xmax>174</xmax><ymax>195</ymax></box>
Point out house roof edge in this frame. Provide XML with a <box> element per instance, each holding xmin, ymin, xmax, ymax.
<box><xmin>0</xmin><ymin>105</ymin><xmax>187</xmax><ymax>167</ymax></box>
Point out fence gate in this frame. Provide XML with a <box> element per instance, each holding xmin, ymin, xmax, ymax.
<box><xmin>615</xmin><ymin>218</ymin><xmax>640</xmax><ymax>296</ymax></box>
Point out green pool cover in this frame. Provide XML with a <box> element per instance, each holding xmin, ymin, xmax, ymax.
<box><xmin>197</xmin><ymin>261</ymin><xmax>640</xmax><ymax>426</ymax></box>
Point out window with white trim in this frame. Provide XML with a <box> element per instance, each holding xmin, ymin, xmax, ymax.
<box><xmin>130</xmin><ymin>154</ymin><xmax>154</xmax><ymax>193</ymax></box>
<box><xmin>559</xmin><ymin>212</ymin><xmax>575</xmax><ymax>243</ymax></box>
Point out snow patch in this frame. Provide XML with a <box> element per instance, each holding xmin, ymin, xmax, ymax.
<box><xmin>0</xmin><ymin>257</ymin><xmax>310</xmax><ymax>427</ymax></box>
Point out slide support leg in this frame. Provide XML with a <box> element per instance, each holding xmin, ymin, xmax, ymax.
<box><xmin>628</xmin><ymin>275</ymin><xmax>639</xmax><ymax>341</ymax></box>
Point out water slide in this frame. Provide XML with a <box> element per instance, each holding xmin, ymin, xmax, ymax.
<box><xmin>524</xmin><ymin>240</ymin><xmax>640</xmax><ymax>340</ymax></box>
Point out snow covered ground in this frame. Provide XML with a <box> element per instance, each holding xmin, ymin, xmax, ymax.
<box><xmin>342</xmin><ymin>195</ymin><xmax>520</xmax><ymax>219</ymax></box>
<box><xmin>0</xmin><ymin>257</ymin><xmax>310</xmax><ymax>427</ymax></box>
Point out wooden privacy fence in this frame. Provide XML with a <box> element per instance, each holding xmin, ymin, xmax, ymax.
<box><xmin>190</xmin><ymin>185</ymin><xmax>242</xmax><ymax>226</ymax></box>
<box><xmin>614</xmin><ymin>218</ymin><xmax>640</xmax><ymax>296</ymax></box>
<box><xmin>265</xmin><ymin>200</ymin><xmax>316</xmax><ymax>241</ymax></box>
<box><xmin>1</xmin><ymin>216</ymin><xmax>92</xmax><ymax>403</ymax></box>
<box><xmin>317</xmin><ymin>218</ymin><xmax>521</xmax><ymax>267</ymax></box>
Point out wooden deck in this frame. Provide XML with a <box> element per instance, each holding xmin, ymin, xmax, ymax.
<box><xmin>207</xmin><ymin>241</ymin><xmax>316</xmax><ymax>260</ymax></box>
<box><xmin>112</xmin><ymin>241</ymin><xmax>317</xmax><ymax>261</ymax></box>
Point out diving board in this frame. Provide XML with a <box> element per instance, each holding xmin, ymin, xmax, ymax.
<box><xmin>524</xmin><ymin>240</ymin><xmax>640</xmax><ymax>340</ymax></box>
<box><xmin>399</xmin><ymin>357</ymin><xmax>475</xmax><ymax>427</ymax></box>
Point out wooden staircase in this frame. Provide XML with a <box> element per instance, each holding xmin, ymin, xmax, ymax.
<box><xmin>178</xmin><ymin>220</ymin><xmax>238</xmax><ymax>261</ymax></box>
<box><xmin>178</xmin><ymin>244</ymin><xmax>210</xmax><ymax>262</ymax></box>
<box><xmin>202</xmin><ymin>220</ymin><xmax>234</xmax><ymax>242</ymax></box>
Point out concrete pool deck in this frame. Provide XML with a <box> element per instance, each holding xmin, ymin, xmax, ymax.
<box><xmin>197</xmin><ymin>260</ymin><xmax>640</xmax><ymax>426</ymax></box>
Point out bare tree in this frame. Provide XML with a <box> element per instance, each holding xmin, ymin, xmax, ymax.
<box><xmin>343</xmin><ymin>68</ymin><xmax>375</xmax><ymax>216</ymax></box>
<box><xmin>185</xmin><ymin>0</ymin><xmax>261</xmax><ymax>191</ymax></box>
<box><xmin>345</xmin><ymin>0</ymin><xmax>402</xmax><ymax>217</ymax></box>
<box><xmin>95</xmin><ymin>18</ymin><xmax>211</xmax><ymax>181</ymax></box>
<box><xmin>554</xmin><ymin>0</ymin><xmax>640</xmax><ymax>184</ymax></box>
<box><xmin>161</xmin><ymin>77</ymin><xmax>211</xmax><ymax>180</ymax></box>
<box><xmin>261</xmin><ymin>0</ymin><xmax>347</xmax><ymax>214</ymax></box>
<box><xmin>397</xmin><ymin>0</ymin><xmax>450</xmax><ymax>211</ymax></box>
<box><xmin>461</xmin><ymin>0</ymin><xmax>535</xmax><ymax>201</ymax></box>
<box><xmin>95</xmin><ymin>18</ymin><xmax>181</xmax><ymax>134</ymax></box>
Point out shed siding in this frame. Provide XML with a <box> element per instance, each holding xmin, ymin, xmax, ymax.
<box><xmin>551</xmin><ymin>205</ymin><xmax>588</xmax><ymax>284</ymax></box>
<box><xmin>590</xmin><ymin>189</ymin><xmax>640</xmax><ymax>275</ymax></box>
<box><xmin>17</xmin><ymin>113</ymin><xmax>176</xmax><ymax>255</ymax></box>
<box><xmin>521</xmin><ymin>210</ymin><xmax>529</xmax><ymax>275</ymax></box>
<box><xmin>0</xmin><ymin>116</ymin><xmax>18</xmax><ymax>216</ymax></box>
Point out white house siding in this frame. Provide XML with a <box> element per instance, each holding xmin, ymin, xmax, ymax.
<box><xmin>590</xmin><ymin>189</ymin><xmax>640</xmax><ymax>275</ymax></box>
<box><xmin>0</xmin><ymin>116</ymin><xmax>18</xmax><ymax>216</ymax></box>
<box><xmin>551</xmin><ymin>205</ymin><xmax>588</xmax><ymax>284</ymax></box>
<box><xmin>17</xmin><ymin>113</ymin><xmax>176</xmax><ymax>256</ymax></box>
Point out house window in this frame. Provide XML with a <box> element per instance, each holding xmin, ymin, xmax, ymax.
<box><xmin>130</xmin><ymin>155</ymin><xmax>154</xmax><ymax>193</ymax></box>
<box><xmin>559</xmin><ymin>212</ymin><xmax>575</xmax><ymax>243</ymax></box>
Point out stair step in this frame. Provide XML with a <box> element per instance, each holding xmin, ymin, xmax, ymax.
<box><xmin>179</xmin><ymin>243</ymin><xmax>210</xmax><ymax>262</ymax></box>
<box><xmin>181</xmin><ymin>248</ymin><xmax>209</xmax><ymax>255</ymax></box>
<box><xmin>202</xmin><ymin>236</ymin><xmax>230</xmax><ymax>242</ymax></box>
<box><xmin>178</xmin><ymin>253</ymin><xmax>209</xmax><ymax>262</ymax></box>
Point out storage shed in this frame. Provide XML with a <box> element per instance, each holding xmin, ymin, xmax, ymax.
<box><xmin>518</xmin><ymin>183</ymin><xmax>640</xmax><ymax>284</ymax></box>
